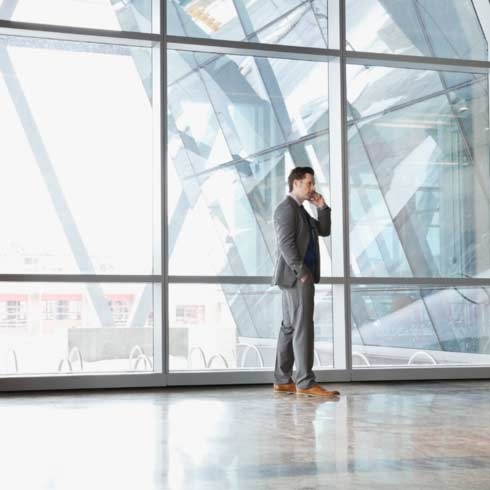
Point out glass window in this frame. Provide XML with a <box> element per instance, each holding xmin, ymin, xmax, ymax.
<box><xmin>347</xmin><ymin>64</ymin><xmax>490</xmax><ymax>278</ymax></box>
<box><xmin>352</xmin><ymin>285</ymin><xmax>490</xmax><ymax>367</ymax></box>
<box><xmin>168</xmin><ymin>0</ymin><xmax>328</xmax><ymax>48</ymax></box>
<box><xmin>168</xmin><ymin>49</ymin><xmax>331</xmax><ymax>276</ymax></box>
<box><xmin>0</xmin><ymin>0</ymin><xmax>153</xmax><ymax>33</ymax></box>
<box><xmin>169</xmin><ymin>284</ymin><xmax>333</xmax><ymax>371</ymax></box>
<box><xmin>0</xmin><ymin>35</ymin><xmax>156</xmax><ymax>274</ymax></box>
<box><xmin>0</xmin><ymin>283</ymin><xmax>155</xmax><ymax>376</ymax></box>
<box><xmin>346</xmin><ymin>0</ymin><xmax>488</xmax><ymax>61</ymax></box>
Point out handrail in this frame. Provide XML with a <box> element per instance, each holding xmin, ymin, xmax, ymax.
<box><xmin>188</xmin><ymin>346</ymin><xmax>207</xmax><ymax>369</ymax></box>
<box><xmin>133</xmin><ymin>354</ymin><xmax>153</xmax><ymax>370</ymax></box>
<box><xmin>207</xmin><ymin>353</ymin><xmax>229</xmax><ymax>369</ymax></box>
<box><xmin>352</xmin><ymin>351</ymin><xmax>371</xmax><ymax>366</ymax></box>
<box><xmin>68</xmin><ymin>347</ymin><xmax>84</xmax><ymax>371</ymax></box>
<box><xmin>239</xmin><ymin>344</ymin><xmax>264</xmax><ymax>368</ymax></box>
<box><xmin>314</xmin><ymin>349</ymin><xmax>321</xmax><ymax>367</ymax></box>
<box><xmin>58</xmin><ymin>358</ymin><xmax>73</xmax><ymax>372</ymax></box>
<box><xmin>408</xmin><ymin>351</ymin><xmax>437</xmax><ymax>365</ymax></box>
<box><xmin>129</xmin><ymin>345</ymin><xmax>144</xmax><ymax>368</ymax></box>
<box><xmin>7</xmin><ymin>348</ymin><xmax>18</xmax><ymax>373</ymax></box>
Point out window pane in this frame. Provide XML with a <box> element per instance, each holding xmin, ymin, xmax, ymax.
<box><xmin>346</xmin><ymin>0</ymin><xmax>488</xmax><ymax>61</ymax></box>
<box><xmin>167</xmin><ymin>0</ymin><xmax>328</xmax><ymax>48</ymax></box>
<box><xmin>168</xmin><ymin>49</ymin><xmax>330</xmax><ymax>276</ymax></box>
<box><xmin>0</xmin><ymin>0</ymin><xmax>153</xmax><ymax>33</ymax></box>
<box><xmin>352</xmin><ymin>285</ymin><xmax>490</xmax><ymax>367</ymax></box>
<box><xmin>348</xmin><ymin>64</ymin><xmax>490</xmax><ymax>278</ymax></box>
<box><xmin>0</xmin><ymin>35</ymin><xmax>156</xmax><ymax>274</ymax></box>
<box><xmin>169</xmin><ymin>284</ymin><xmax>333</xmax><ymax>371</ymax></box>
<box><xmin>0</xmin><ymin>283</ymin><xmax>156</xmax><ymax>376</ymax></box>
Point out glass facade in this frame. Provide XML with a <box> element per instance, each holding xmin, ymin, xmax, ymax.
<box><xmin>0</xmin><ymin>36</ymin><xmax>154</xmax><ymax>275</ymax></box>
<box><xmin>167</xmin><ymin>0</ymin><xmax>329</xmax><ymax>48</ymax></box>
<box><xmin>347</xmin><ymin>64</ymin><xmax>490</xmax><ymax>278</ymax></box>
<box><xmin>0</xmin><ymin>1</ymin><xmax>154</xmax><ymax>33</ymax></box>
<box><xmin>168</xmin><ymin>49</ymin><xmax>331</xmax><ymax>277</ymax></box>
<box><xmin>0</xmin><ymin>282</ymin><xmax>155</xmax><ymax>375</ymax></box>
<box><xmin>169</xmin><ymin>284</ymin><xmax>333</xmax><ymax>371</ymax></box>
<box><xmin>2</xmin><ymin>1</ymin><xmax>490</xmax><ymax>388</ymax></box>
<box><xmin>346</xmin><ymin>0</ymin><xmax>488</xmax><ymax>61</ymax></box>
<box><xmin>352</xmin><ymin>285</ymin><xmax>490</xmax><ymax>366</ymax></box>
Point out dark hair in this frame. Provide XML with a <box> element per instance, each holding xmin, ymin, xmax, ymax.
<box><xmin>288</xmin><ymin>166</ymin><xmax>314</xmax><ymax>192</ymax></box>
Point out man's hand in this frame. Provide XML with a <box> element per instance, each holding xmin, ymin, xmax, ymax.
<box><xmin>309</xmin><ymin>191</ymin><xmax>326</xmax><ymax>209</ymax></box>
<box><xmin>299</xmin><ymin>271</ymin><xmax>313</xmax><ymax>284</ymax></box>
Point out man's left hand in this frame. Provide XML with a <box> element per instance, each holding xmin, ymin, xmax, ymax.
<box><xmin>309</xmin><ymin>191</ymin><xmax>326</xmax><ymax>208</ymax></box>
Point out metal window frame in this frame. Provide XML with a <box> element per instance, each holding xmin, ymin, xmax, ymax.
<box><xmin>2</xmin><ymin>1</ymin><xmax>490</xmax><ymax>392</ymax></box>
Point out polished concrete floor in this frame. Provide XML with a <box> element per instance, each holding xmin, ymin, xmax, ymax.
<box><xmin>1</xmin><ymin>381</ymin><xmax>490</xmax><ymax>489</ymax></box>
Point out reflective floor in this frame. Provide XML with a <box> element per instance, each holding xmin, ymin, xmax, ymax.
<box><xmin>1</xmin><ymin>380</ymin><xmax>490</xmax><ymax>489</ymax></box>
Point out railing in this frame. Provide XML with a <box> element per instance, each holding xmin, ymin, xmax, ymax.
<box><xmin>69</xmin><ymin>347</ymin><xmax>84</xmax><ymax>371</ymax></box>
<box><xmin>352</xmin><ymin>351</ymin><xmax>371</xmax><ymax>366</ymax></box>
<box><xmin>58</xmin><ymin>347</ymin><xmax>85</xmax><ymax>372</ymax></box>
<box><xmin>57</xmin><ymin>358</ymin><xmax>73</xmax><ymax>372</ymax></box>
<box><xmin>206</xmin><ymin>353</ymin><xmax>229</xmax><ymax>369</ymax></box>
<box><xmin>129</xmin><ymin>345</ymin><xmax>153</xmax><ymax>371</ymax></box>
<box><xmin>187</xmin><ymin>346</ymin><xmax>207</xmax><ymax>369</ymax></box>
<box><xmin>187</xmin><ymin>347</ymin><xmax>230</xmax><ymax>369</ymax></box>
<box><xmin>7</xmin><ymin>348</ymin><xmax>19</xmax><ymax>373</ymax></box>
<box><xmin>133</xmin><ymin>354</ymin><xmax>153</xmax><ymax>370</ymax></box>
<box><xmin>239</xmin><ymin>344</ymin><xmax>264</xmax><ymax>368</ymax></box>
<box><xmin>313</xmin><ymin>348</ymin><xmax>322</xmax><ymax>367</ymax></box>
<box><xmin>408</xmin><ymin>351</ymin><xmax>437</xmax><ymax>365</ymax></box>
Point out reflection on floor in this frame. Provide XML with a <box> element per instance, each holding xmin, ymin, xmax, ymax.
<box><xmin>1</xmin><ymin>380</ymin><xmax>490</xmax><ymax>489</ymax></box>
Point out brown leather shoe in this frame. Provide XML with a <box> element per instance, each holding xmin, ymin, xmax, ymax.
<box><xmin>296</xmin><ymin>385</ymin><xmax>340</xmax><ymax>397</ymax></box>
<box><xmin>273</xmin><ymin>383</ymin><xmax>296</xmax><ymax>393</ymax></box>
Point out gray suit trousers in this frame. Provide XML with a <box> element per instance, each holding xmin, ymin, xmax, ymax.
<box><xmin>274</xmin><ymin>280</ymin><xmax>316</xmax><ymax>389</ymax></box>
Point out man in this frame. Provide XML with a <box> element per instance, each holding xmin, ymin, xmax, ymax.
<box><xmin>272</xmin><ymin>167</ymin><xmax>340</xmax><ymax>397</ymax></box>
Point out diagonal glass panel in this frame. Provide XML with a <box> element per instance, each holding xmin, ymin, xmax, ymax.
<box><xmin>346</xmin><ymin>64</ymin><xmax>475</xmax><ymax>123</ymax></box>
<box><xmin>168</xmin><ymin>49</ymin><xmax>330</xmax><ymax>277</ymax></box>
<box><xmin>348</xmin><ymin>63</ymin><xmax>490</xmax><ymax>278</ymax></box>
<box><xmin>0</xmin><ymin>282</ymin><xmax>156</xmax><ymax>376</ymax></box>
<box><xmin>169</xmin><ymin>137</ymin><xmax>331</xmax><ymax>277</ymax></box>
<box><xmin>348</xmin><ymin>126</ymin><xmax>412</xmax><ymax>277</ymax></box>
<box><xmin>0</xmin><ymin>0</ymin><xmax>153</xmax><ymax>33</ymax></box>
<box><xmin>0</xmin><ymin>35</ymin><xmax>155</xmax><ymax>275</ymax></box>
<box><xmin>169</xmin><ymin>283</ymin><xmax>333</xmax><ymax>371</ymax></box>
<box><xmin>352</xmin><ymin>284</ymin><xmax>490</xmax><ymax>367</ymax></box>
<box><xmin>168</xmin><ymin>50</ymin><xmax>282</xmax><ymax>175</ymax></box>
<box><xmin>167</xmin><ymin>0</ymin><xmax>328</xmax><ymax>48</ymax></box>
<box><xmin>346</xmin><ymin>0</ymin><xmax>488</xmax><ymax>61</ymax></box>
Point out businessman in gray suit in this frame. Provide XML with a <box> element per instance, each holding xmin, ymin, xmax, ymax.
<box><xmin>272</xmin><ymin>167</ymin><xmax>340</xmax><ymax>397</ymax></box>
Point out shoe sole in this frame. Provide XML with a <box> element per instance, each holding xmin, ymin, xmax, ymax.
<box><xmin>296</xmin><ymin>392</ymin><xmax>339</xmax><ymax>397</ymax></box>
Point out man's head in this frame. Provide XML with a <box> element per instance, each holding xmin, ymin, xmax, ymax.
<box><xmin>288</xmin><ymin>166</ymin><xmax>315</xmax><ymax>202</ymax></box>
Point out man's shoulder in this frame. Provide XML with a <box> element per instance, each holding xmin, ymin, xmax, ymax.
<box><xmin>274</xmin><ymin>197</ymin><xmax>300</xmax><ymax>226</ymax></box>
<box><xmin>275</xmin><ymin>196</ymin><xmax>297</xmax><ymax>213</ymax></box>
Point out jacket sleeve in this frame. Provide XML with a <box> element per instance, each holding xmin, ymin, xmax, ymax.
<box><xmin>315</xmin><ymin>205</ymin><xmax>331</xmax><ymax>237</ymax></box>
<box><xmin>274</xmin><ymin>203</ymin><xmax>306</xmax><ymax>279</ymax></box>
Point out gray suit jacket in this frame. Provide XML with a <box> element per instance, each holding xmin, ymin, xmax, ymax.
<box><xmin>272</xmin><ymin>195</ymin><xmax>331</xmax><ymax>287</ymax></box>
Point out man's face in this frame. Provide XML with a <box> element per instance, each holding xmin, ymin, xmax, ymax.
<box><xmin>293</xmin><ymin>173</ymin><xmax>315</xmax><ymax>201</ymax></box>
